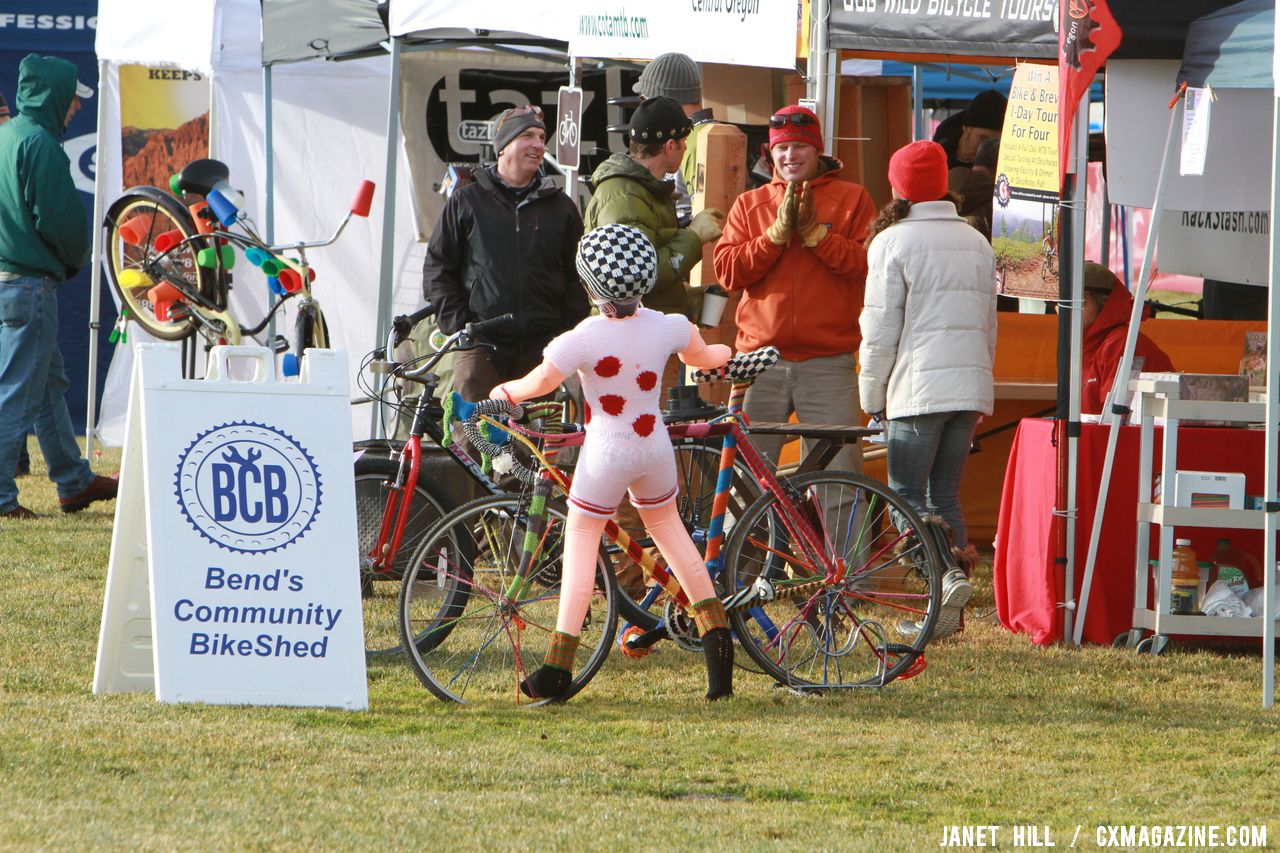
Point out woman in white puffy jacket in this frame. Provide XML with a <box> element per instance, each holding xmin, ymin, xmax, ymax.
<box><xmin>858</xmin><ymin>140</ymin><xmax>996</xmax><ymax>637</ymax></box>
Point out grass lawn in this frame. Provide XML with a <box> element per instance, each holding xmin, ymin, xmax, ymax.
<box><xmin>3</xmin><ymin>439</ymin><xmax>1278</xmax><ymax>850</ymax></box>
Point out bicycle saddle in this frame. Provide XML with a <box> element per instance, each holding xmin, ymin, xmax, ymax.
<box><xmin>177</xmin><ymin>159</ymin><xmax>231</xmax><ymax>196</ymax></box>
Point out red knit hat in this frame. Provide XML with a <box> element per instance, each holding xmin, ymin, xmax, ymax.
<box><xmin>768</xmin><ymin>105</ymin><xmax>823</xmax><ymax>151</ymax></box>
<box><xmin>888</xmin><ymin>140</ymin><xmax>949</xmax><ymax>202</ymax></box>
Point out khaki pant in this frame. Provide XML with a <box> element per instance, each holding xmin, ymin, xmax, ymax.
<box><xmin>743</xmin><ymin>352</ymin><xmax>864</xmax><ymax>474</ymax></box>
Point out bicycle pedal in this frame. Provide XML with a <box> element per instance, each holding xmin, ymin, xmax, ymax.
<box><xmin>269</xmin><ymin>335</ymin><xmax>289</xmax><ymax>354</ymax></box>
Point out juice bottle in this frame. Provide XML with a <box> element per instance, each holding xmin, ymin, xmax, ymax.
<box><xmin>1170</xmin><ymin>539</ymin><xmax>1200</xmax><ymax>614</ymax></box>
<box><xmin>1211</xmin><ymin>537</ymin><xmax>1261</xmax><ymax>593</ymax></box>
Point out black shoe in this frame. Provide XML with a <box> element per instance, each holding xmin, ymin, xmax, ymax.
<box><xmin>519</xmin><ymin>664</ymin><xmax>572</xmax><ymax>700</ymax></box>
<box><xmin>702</xmin><ymin>627</ymin><xmax>734</xmax><ymax>700</ymax></box>
<box><xmin>1</xmin><ymin>504</ymin><xmax>39</xmax><ymax>520</ymax></box>
<box><xmin>59</xmin><ymin>474</ymin><xmax>119</xmax><ymax>514</ymax></box>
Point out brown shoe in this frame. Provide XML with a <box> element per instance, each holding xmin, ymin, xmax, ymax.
<box><xmin>59</xmin><ymin>474</ymin><xmax>119</xmax><ymax>514</ymax></box>
<box><xmin>1</xmin><ymin>505</ymin><xmax>39</xmax><ymax>520</ymax></box>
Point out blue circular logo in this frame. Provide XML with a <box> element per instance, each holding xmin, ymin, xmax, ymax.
<box><xmin>174</xmin><ymin>422</ymin><xmax>322</xmax><ymax>554</ymax></box>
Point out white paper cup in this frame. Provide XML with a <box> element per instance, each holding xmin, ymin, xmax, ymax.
<box><xmin>700</xmin><ymin>287</ymin><xmax>729</xmax><ymax>327</ymax></box>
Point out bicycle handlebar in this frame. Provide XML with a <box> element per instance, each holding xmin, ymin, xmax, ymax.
<box><xmin>391</xmin><ymin>302</ymin><xmax>437</xmax><ymax>348</ymax></box>
<box><xmin>466</xmin><ymin>313</ymin><xmax>515</xmax><ymax>337</ymax></box>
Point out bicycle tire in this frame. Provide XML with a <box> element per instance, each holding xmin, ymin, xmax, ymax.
<box><xmin>723</xmin><ymin>470</ymin><xmax>943</xmax><ymax>690</ymax></box>
<box><xmin>612</xmin><ymin>438</ymin><xmax>760</xmax><ymax>630</ymax></box>
<box><xmin>103</xmin><ymin>187</ymin><xmax>215</xmax><ymax>341</ymax></box>
<box><xmin>295</xmin><ymin>299</ymin><xmax>330</xmax><ymax>352</ymax></box>
<box><xmin>398</xmin><ymin>493</ymin><xmax>618</xmax><ymax>705</ymax></box>
<box><xmin>354</xmin><ymin>454</ymin><xmax>452</xmax><ymax>658</ymax></box>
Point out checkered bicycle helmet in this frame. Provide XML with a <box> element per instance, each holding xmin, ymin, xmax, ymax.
<box><xmin>576</xmin><ymin>224</ymin><xmax>658</xmax><ymax>315</ymax></box>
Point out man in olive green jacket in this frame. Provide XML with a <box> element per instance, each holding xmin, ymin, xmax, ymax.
<box><xmin>584</xmin><ymin>97</ymin><xmax>723</xmax><ymax>321</ymax></box>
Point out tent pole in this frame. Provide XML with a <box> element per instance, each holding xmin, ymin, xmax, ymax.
<box><xmin>264</xmin><ymin>63</ymin><xmax>276</xmax><ymax>343</ymax></box>
<box><xmin>808</xmin><ymin>0</ymin><xmax>836</xmax><ymax>155</ymax></box>
<box><xmin>1061</xmin><ymin>90</ymin><xmax>1089</xmax><ymax>643</ymax></box>
<box><xmin>372</xmin><ymin>36</ymin><xmax>403</xmax><ymax>440</ymax></box>
<box><xmin>1261</xmin><ymin>86</ymin><xmax>1280</xmax><ymax>708</ymax></box>
<box><xmin>1072</xmin><ymin>97</ymin><xmax>1181</xmax><ymax>646</ymax></box>
<box><xmin>85</xmin><ymin>58</ymin><xmax>110</xmax><ymax>460</ymax></box>
<box><xmin>912</xmin><ymin>64</ymin><xmax>925</xmax><ymax>141</ymax></box>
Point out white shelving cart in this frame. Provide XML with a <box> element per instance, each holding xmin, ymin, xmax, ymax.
<box><xmin>1116</xmin><ymin>376</ymin><xmax>1269</xmax><ymax>655</ymax></box>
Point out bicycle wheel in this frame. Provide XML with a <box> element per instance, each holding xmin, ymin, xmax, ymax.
<box><xmin>723</xmin><ymin>471</ymin><xmax>943</xmax><ymax>690</ymax></box>
<box><xmin>612</xmin><ymin>438</ymin><xmax>760</xmax><ymax>630</ymax></box>
<box><xmin>295</xmin><ymin>299</ymin><xmax>329</xmax><ymax>351</ymax></box>
<box><xmin>104</xmin><ymin>187</ymin><xmax>214</xmax><ymax>341</ymax></box>
<box><xmin>399</xmin><ymin>494</ymin><xmax>618</xmax><ymax>705</ymax></box>
<box><xmin>354</xmin><ymin>453</ymin><xmax>451</xmax><ymax>658</ymax></box>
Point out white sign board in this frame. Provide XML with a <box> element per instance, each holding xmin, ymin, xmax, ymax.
<box><xmin>93</xmin><ymin>345</ymin><xmax>368</xmax><ymax>710</ymax></box>
<box><xmin>570</xmin><ymin>0</ymin><xmax>798</xmax><ymax>69</ymax></box>
<box><xmin>1107</xmin><ymin>60</ymin><xmax>1271</xmax><ymax>211</ymax></box>
<box><xmin>1158</xmin><ymin>209</ymin><xmax>1270</xmax><ymax>285</ymax></box>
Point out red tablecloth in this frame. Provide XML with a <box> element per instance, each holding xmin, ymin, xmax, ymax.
<box><xmin>993</xmin><ymin>418</ymin><xmax>1265</xmax><ymax>645</ymax></box>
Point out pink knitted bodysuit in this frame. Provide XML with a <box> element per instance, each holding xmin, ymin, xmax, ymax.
<box><xmin>544</xmin><ymin>307</ymin><xmax>693</xmax><ymax>518</ymax></box>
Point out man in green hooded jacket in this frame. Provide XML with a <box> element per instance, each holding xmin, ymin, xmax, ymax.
<box><xmin>0</xmin><ymin>54</ymin><xmax>117</xmax><ymax>519</ymax></box>
<box><xmin>584</xmin><ymin>96</ymin><xmax>724</xmax><ymax>327</ymax></box>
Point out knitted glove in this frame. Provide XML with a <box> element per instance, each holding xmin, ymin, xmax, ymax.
<box><xmin>795</xmin><ymin>182</ymin><xmax>828</xmax><ymax>247</ymax></box>
<box><xmin>765</xmin><ymin>181</ymin><xmax>798</xmax><ymax>245</ymax></box>
<box><xmin>688</xmin><ymin>208</ymin><xmax>726</xmax><ymax>243</ymax></box>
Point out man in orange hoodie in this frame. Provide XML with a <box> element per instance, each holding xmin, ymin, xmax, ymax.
<box><xmin>712</xmin><ymin>105</ymin><xmax>876</xmax><ymax>470</ymax></box>
<box><xmin>1081</xmin><ymin>262</ymin><xmax>1174</xmax><ymax>415</ymax></box>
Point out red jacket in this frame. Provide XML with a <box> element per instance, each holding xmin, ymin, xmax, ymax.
<box><xmin>1082</xmin><ymin>285</ymin><xmax>1174</xmax><ymax>415</ymax></box>
<box><xmin>712</xmin><ymin>159</ymin><xmax>875</xmax><ymax>361</ymax></box>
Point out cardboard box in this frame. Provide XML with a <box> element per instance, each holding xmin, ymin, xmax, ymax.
<box><xmin>1138</xmin><ymin>371</ymin><xmax>1248</xmax><ymax>427</ymax></box>
<box><xmin>1174</xmin><ymin>470</ymin><xmax>1245</xmax><ymax>510</ymax></box>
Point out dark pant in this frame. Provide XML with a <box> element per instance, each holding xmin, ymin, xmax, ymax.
<box><xmin>451</xmin><ymin>347</ymin><xmax>544</xmax><ymax>403</ymax></box>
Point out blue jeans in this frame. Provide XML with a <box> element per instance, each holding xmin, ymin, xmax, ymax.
<box><xmin>887</xmin><ymin>411</ymin><xmax>980</xmax><ymax>547</ymax></box>
<box><xmin>0</xmin><ymin>276</ymin><xmax>93</xmax><ymax>512</ymax></box>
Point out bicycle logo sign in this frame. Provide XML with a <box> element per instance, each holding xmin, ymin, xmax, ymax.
<box><xmin>556</xmin><ymin>86</ymin><xmax>583</xmax><ymax>170</ymax></box>
<box><xmin>174</xmin><ymin>422</ymin><xmax>322</xmax><ymax>554</ymax></box>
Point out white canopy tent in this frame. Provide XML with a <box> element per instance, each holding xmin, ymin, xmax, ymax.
<box><xmin>91</xmin><ymin>0</ymin><xmax>805</xmax><ymax>447</ymax></box>
<box><xmin>92</xmin><ymin>0</ymin><xmax>426</xmax><ymax>446</ymax></box>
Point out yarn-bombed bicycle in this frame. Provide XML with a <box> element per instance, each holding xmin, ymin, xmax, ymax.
<box><xmin>395</xmin><ymin>348</ymin><xmax>944</xmax><ymax>704</ymax></box>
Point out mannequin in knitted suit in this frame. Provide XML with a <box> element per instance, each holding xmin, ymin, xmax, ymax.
<box><xmin>491</xmin><ymin>224</ymin><xmax>735</xmax><ymax>701</ymax></box>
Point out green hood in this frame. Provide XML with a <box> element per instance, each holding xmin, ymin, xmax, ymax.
<box><xmin>17</xmin><ymin>53</ymin><xmax>76</xmax><ymax>136</ymax></box>
<box><xmin>589</xmin><ymin>153</ymin><xmax>674</xmax><ymax>201</ymax></box>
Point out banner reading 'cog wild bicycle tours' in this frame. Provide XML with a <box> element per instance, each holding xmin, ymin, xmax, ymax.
<box><xmin>993</xmin><ymin>64</ymin><xmax>1060</xmax><ymax>302</ymax></box>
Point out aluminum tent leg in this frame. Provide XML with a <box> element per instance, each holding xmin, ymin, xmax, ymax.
<box><xmin>1061</xmin><ymin>91</ymin><xmax>1089</xmax><ymax>644</ymax></box>
<box><xmin>1261</xmin><ymin>89</ymin><xmax>1280</xmax><ymax>708</ymax></box>
<box><xmin>1072</xmin><ymin>97</ymin><xmax>1182</xmax><ymax>646</ymax></box>
<box><xmin>371</xmin><ymin>36</ymin><xmax>402</xmax><ymax>440</ymax></box>
<box><xmin>86</xmin><ymin>58</ymin><xmax>109</xmax><ymax>459</ymax></box>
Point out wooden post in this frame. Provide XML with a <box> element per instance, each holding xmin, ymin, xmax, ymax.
<box><xmin>688</xmin><ymin>123</ymin><xmax>747</xmax><ymax>404</ymax></box>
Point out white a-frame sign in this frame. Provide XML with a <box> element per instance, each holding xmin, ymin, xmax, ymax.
<box><xmin>93</xmin><ymin>344</ymin><xmax>367</xmax><ymax>709</ymax></box>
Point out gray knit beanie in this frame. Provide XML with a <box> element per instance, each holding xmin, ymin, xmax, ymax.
<box><xmin>492</xmin><ymin>105</ymin><xmax>545</xmax><ymax>154</ymax></box>
<box><xmin>633</xmin><ymin>53</ymin><xmax>702</xmax><ymax>103</ymax></box>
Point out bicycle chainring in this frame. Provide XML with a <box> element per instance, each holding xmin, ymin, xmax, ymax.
<box><xmin>663</xmin><ymin>600</ymin><xmax>703</xmax><ymax>652</ymax></box>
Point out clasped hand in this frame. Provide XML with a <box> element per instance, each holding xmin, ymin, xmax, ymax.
<box><xmin>766</xmin><ymin>181</ymin><xmax>828</xmax><ymax>248</ymax></box>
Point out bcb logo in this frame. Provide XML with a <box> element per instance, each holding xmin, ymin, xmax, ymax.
<box><xmin>176</xmin><ymin>422</ymin><xmax>321</xmax><ymax>554</ymax></box>
<box><xmin>211</xmin><ymin>446</ymin><xmax>289</xmax><ymax>523</ymax></box>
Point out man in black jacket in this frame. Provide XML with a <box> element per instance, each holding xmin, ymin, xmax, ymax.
<box><xmin>423</xmin><ymin>105</ymin><xmax>588</xmax><ymax>400</ymax></box>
